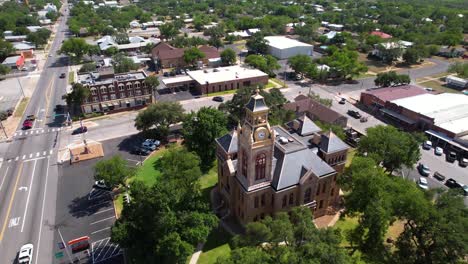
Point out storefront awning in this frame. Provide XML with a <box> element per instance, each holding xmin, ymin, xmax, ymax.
<box><xmin>380</xmin><ymin>108</ymin><xmax>416</xmax><ymax>124</ymax></box>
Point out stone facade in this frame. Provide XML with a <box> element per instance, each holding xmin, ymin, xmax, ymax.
<box><xmin>216</xmin><ymin>93</ymin><xmax>349</xmax><ymax>225</ymax></box>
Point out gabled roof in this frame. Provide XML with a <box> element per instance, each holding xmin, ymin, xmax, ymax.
<box><xmin>370</xmin><ymin>31</ymin><xmax>392</xmax><ymax>39</ymax></box>
<box><xmin>319</xmin><ymin>130</ymin><xmax>349</xmax><ymax>153</ymax></box>
<box><xmin>198</xmin><ymin>45</ymin><xmax>220</xmax><ymax>59</ymax></box>
<box><xmin>286</xmin><ymin>114</ymin><xmax>321</xmax><ymax>136</ymax></box>
<box><xmin>245</xmin><ymin>93</ymin><xmax>269</xmax><ymax>112</ymax></box>
<box><xmin>216</xmin><ymin>130</ymin><xmax>238</xmax><ymax>154</ymax></box>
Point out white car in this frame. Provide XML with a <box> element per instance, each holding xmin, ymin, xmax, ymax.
<box><xmin>435</xmin><ymin>147</ymin><xmax>443</xmax><ymax>156</ymax></box>
<box><xmin>418</xmin><ymin>177</ymin><xmax>429</xmax><ymax>190</ymax></box>
<box><xmin>422</xmin><ymin>140</ymin><xmax>432</xmax><ymax>150</ymax></box>
<box><xmin>18</xmin><ymin>244</ymin><xmax>33</xmax><ymax>264</ymax></box>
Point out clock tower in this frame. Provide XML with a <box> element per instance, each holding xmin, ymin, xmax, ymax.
<box><xmin>236</xmin><ymin>92</ymin><xmax>275</xmax><ymax>191</ymax></box>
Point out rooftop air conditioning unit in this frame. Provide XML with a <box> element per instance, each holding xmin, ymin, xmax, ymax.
<box><xmin>279</xmin><ymin>136</ymin><xmax>288</xmax><ymax>144</ymax></box>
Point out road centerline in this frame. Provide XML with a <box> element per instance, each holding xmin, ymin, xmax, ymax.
<box><xmin>35</xmin><ymin>156</ymin><xmax>50</xmax><ymax>264</ymax></box>
<box><xmin>0</xmin><ymin>162</ymin><xmax>24</xmax><ymax>241</ymax></box>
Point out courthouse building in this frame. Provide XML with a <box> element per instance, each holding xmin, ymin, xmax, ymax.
<box><xmin>216</xmin><ymin>92</ymin><xmax>349</xmax><ymax>225</ymax></box>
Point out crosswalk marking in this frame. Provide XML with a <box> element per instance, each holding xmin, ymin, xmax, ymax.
<box><xmin>36</xmin><ymin>152</ymin><xmax>39</xmax><ymax>157</ymax></box>
<box><xmin>15</xmin><ymin>157</ymin><xmax>19</xmax><ymax>161</ymax></box>
<box><xmin>49</xmin><ymin>150</ymin><xmax>53</xmax><ymax>154</ymax></box>
<box><xmin>29</xmin><ymin>154</ymin><xmax>33</xmax><ymax>158</ymax></box>
<box><xmin>43</xmin><ymin>151</ymin><xmax>46</xmax><ymax>155</ymax></box>
<box><xmin>22</xmin><ymin>155</ymin><xmax>26</xmax><ymax>160</ymax></box>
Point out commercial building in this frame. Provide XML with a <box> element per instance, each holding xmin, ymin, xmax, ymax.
<box><xmin>1</xmin><ymin>55</ymin><xmax>25</xmax><ymax>70</ymax></box>
<box><xmin>360</xmin><ymin>85</ymin><xmax>428</xmax><ymax>109</ymax></box>
<box><xmin>77</xmin><ymin>67</ymin><xmax>152</xmax><ymax>113</ymax></box>
<box><xmin>216</xmin><ymin>93</ymin><xmax>349</xmax><ymax>225</ymax></box>
<box><xmin>151</xmin><ymin>42</ymin><xmax>220</xmax><ymax>68</ymax></box>
<box><xmin>264</xmin><ymin>36</ymin><xmax>313</xmax><ymax>59</ymax></box>
<box><xmin>381</xmin><ymin>93</ymin><xmax>468</xmax><ymax>156</ymax></box>
<box><xmin>162</xmin><ymin>65</ymin><xmax>269</xmax><ymax>94</ymax></box>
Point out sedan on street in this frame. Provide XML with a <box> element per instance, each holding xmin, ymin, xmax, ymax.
<box><xmin>347</xmin><ymin>110</ymin><xmax>361</xmax><ymax>119</ymax></box>
<box><xmin>417</xmin><ymin>163</ymin><xmax>430</xmax><ymax>176</ymax></box>
<box><xmin>418</xmin><ymin>177</ymin><xmax>429</xmax><ymax>190</ymax></box>
<box><xmin>434</xmin><ymin>147</ymin><xmax>443</xmax><ymax>156</ymax></box>
<box><xmin>18</xmin><ymin>244</ymin><xmax>33</xmax><ymax>264</ymax></box>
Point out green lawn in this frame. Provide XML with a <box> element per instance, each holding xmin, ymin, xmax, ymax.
<box><xmin>14</xmin><ymin>97</ymin><xmax>29</xmax><ymax>117</ymax></box>
<box><xmin>129</xmin><ymin>154</ymin><xmax>163</xmax><ymax>187</ymax></box>
<box><xmin>197</xmin><ymin>227</ymin><xmax>232</xmax><ymax>264</ymax></box>
<box><xmin>68</xmin><ymin>71</ymin><xmax>75</xmax><ymax>84</ymax></box>
<box><xmin>206</xmin><ymin>89</ymin><xmax>238</xmax><ymax>97</ymax></box>
<box><xmin>346</xmin><ymin>148</ymin><xmax>357</xmax><ymax>168</ymax></box>
<box><xmin>418</xmin><ymin>80</ymin><xmax>461</xmax><ymax>94</ymax></box>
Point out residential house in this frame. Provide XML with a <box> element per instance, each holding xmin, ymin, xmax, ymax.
<box><xmin>438</xmin><ymin>46</ymin><xmax>465</xmax><ymax>58</ymax></box>
<box><xmin>370</xmin><ymin>31</ymin><xmax>392</xmax><ymax>39</ymax></box>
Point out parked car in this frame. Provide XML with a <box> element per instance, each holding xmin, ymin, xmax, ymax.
<box><xmin>169</xmin><ymin>71</ymin><xmax>176</xmax><ymax>76</ymax></box>
<box><xmin>59</xmin><ymin>73</ymin><xmax>66</xmax><ymax>78</ymax></box>
<box><xmin>213</xmin><ymin>96</ymin><xmax>224</xmax><ymax>102</ymax></box>
<box><xmin>132</xmin><ymin>146</ymin><xmax>151</xmax><ymax>156</ymax></box>
<box><xmin>72</xmin><ymin>126</ymin><xmax>87</xmax><ymax>134</ymax></box>
<box><xmin>26</xmin><ymin>115</ymin><xmax>36</xmax><ymax>121</ymax></box>
<box><xmin>55</xmin><ymin>104</ymin><xmax>63</xmax><ymax>112</ymax></box>
<box><xmin>6</xmin><ymin>108</ymin><xmax>13</xmax><ymax>116</ymax></box>
<box><xmin>445</xmin><ymin>178</ymin><xmax>461</xmax><ymax>189</ymax></box>
<box><xmin>446</xmin><ymin>151</ymin><xmax>457</xmax><ymax>162</ymax></box>
<box><xmin>142</xmin><ymin>139</ymin><xmax>158</xmax><ymax>150</ymax></box>
<box><xmin>94</xmin><ymin>180</ymin><xmax>111</xmax><ymax>191</ymax></box>
<box><xmin>347</xmin><ymin>110</ymin><xmax>361</xmax><ymax>119</ymax></box>
<box><xmin>163</xmin><ymin>72</ymin><xmax>169</xmax><ymax>77</ymax></box>
<box><xmin>418</xmin><ymin>177</ymin><xmax>429</xmax><ymax>190</ymax></box>
<box><xmin>339</xmin><ymin>98</ymin><xmax>346</xmax><ymax>104</ymax></box>
<box><xmin>175</xmin><ymin>68</ymin><xmax>183</xmax><ymax>75</ymax></box>
<box><xmin>434</xmin><ymin>147</ymin><xmax>443</xmax><ymax>156</ymax></box>
<box><xmin>18</xmin><ymin>243</ymin><xmax>33</xmax><ymax>264</ymax></box>
<box><xmin>422</xmin><ymin>140</ymin><xmax>432</xmax><ymax>150</ymax></box>
<box><xmin>22</xmin><ymin>120</ymin><xmax>33</xmax><ymax>130</ymax></box>
<box><xmin>462</xmin><ymin>185</ymin><xmax>468</xmax><ymax>196</ymax></box>
<box><xmin>433</xmin><ymin>171</ymin><xmax>446</xmax><ymax>181</ymax></box>
<box><xmin>417</xmin><ymin>163</ymin><xmax>430</xmax><ymax>176</ymax></box>
<box><xmin>459</xmin><ymin>158</ymin><xmax>468</xmax><ymax>167</ymax></box>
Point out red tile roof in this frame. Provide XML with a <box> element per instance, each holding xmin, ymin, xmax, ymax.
<box><xmin>361</xmin><ymin>85</ymin><xmax>428</xmax><ymax>102</ymax></box>
<box><xmin>370</xmin><ymin>31</ymin><xmax>392</xmax><ymax>39</ymax></box>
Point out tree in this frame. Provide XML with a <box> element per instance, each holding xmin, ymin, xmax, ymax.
<box><xmin>287</xmin><ymin>54</ymin><xmax>313</xmax><ymax>78</ymax></box>
<box><xmin>26</xmin><ymin>28</ymin><xmax>51</xmax><ymax>47</ymax></box>
<box><xmin>183</xmin><ymin>107</ymin><xmax>227</xmax><ymax>171</ymax></box>
<box><xmin>94</xmin><ymin>155</ymin><xmax>134</xmax><ymax>188</ymax></box>
<box><xmin>113</xmin><ymin>32</ymin><xmax>129</xmax><ymax>44</ymax></box>
<box><xmin>134</xmin><ymin>101</ymin><xmax>185</xmax><ymax>138</ymax></box>
<box><xmin>221</xmin><ymin>207</ymin><xmax>352</xmax><ymax>264</ymax></box>
<box><xmin>244</xmin><ymin>54</ymin><xmax>280</xmax><ymax>77</ymax></box>
<box><xmin>393</xmin><ymin>191</ymin><xmax>468</xmax><ymax>264</ymax></box>
<box><xmin>326</xmin><ymin>48</ymin><xmax>367</xmax><ymax>80</ymax></box>
<box><xmin>375</xmin><ymin>44</ymin><xmax>403</xmax><ymax>64</ymax></box>
<box><xmin>220</xmin><ymin>48</ymin><xmax>237</xmax><ymax>65</ymax></box>
<box><xmin>46</xmin><ymin>11</ymin><xmax>59</xmax><ymax>21</ymax></box>
<box><xmin>0</xmin><ymin>64</ymin><xmax>11</xmax><ymax>75</ymax></box>
<box><xmin>79</xmin><ymin>62</ymin><xmax>96</xmax><ymax>73</ymax></box>
<box><xmin>448</xmin><ymin>62</ymin><xmax>468</xmax><ymax>78</ymax></box>
<box><xmin>112</xmin><ymin>53</ymin><xmax>139</xmax><ymax>73</ymax></box>
<box><xmin>183</xmin><ymin>47</ymin><xmax>205</xmax><ymax>67</ymax></box>
<box><xmin>246</xmin><ymin>32</ymin><xmax>268</xmax><ymax>54</ymax></box>
<box><xmin>104</xmin><ymin>46</ymin><xmax>119</xmax><ymax>56</ymax></box>
<box><xmin>159</xmin><ymin>23</ymin><xmax>179</xmax><ymax>40</ymax></box>
<box><xmin>65</xmin><ymin>83</ymin><xmax>90</xmax><ymax>114</ymax></box>
<box><xmin>358</xmin><ymin>125</ymin><xmax>421</xmax><ymax>173</ymax></box>
<box><xmin>59</xmin><ymin>38</ymin><xmax>91</xmax><ymax>62</ymax></box>
<box><xmin>144</xmin><ymin>75</ymin><xmax>160</xmax><ymax>94</ymax></box>
<box><xmin>374</xmin><ymin>71</ymin><xmax>410</xmax><ymax>87</ymax></box>
<box><xmin>111</xmin><ymin>147</ymin><xmax>218</xmax><ymax>263</ymax></box>
<box><xmin>0</xmin><ymin>39</ymin><xmax>14</xmax><ymax>61</ymax></box>
<box><xmin>208</xmin><ymin>35</ymin><xmax>223</xmax><ymax>50</ymax></box>
<box><xmin>402</xmin><ymin>47</ymin><xmax>421</xmax><ymax>64</ymax></box>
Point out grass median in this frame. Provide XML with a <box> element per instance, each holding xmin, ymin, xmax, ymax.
<box><xmin>14</xmin><ymin>97</ymin><xmax>30</xmax><ymax>117</ymax></box>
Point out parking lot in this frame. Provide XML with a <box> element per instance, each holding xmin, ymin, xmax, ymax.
<box><xmin>55</xmin><ymin>135</ymin><xmax>152</xmax><ymax>264</ymax></box>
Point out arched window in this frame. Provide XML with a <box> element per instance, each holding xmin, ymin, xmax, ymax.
<box><xmin>242</xmin><ymin>150</ymin><xmax>247</xmax><ymax>178</ymax></box>
<box><xmin>90</xmin><ymin>87</ymin><xmax>97</xmax><ymax>95</ymax></box>
<box><xmin>255</xmin><ymin>153</ymin><xmax>266</xmax><ymax>180</ymax></box>
<box><xmin>108</xmin><ymin>85</ymin><xmax>115</xmax><ymax>92</ymax></box>
<box><xmin>304</xmin><ymin>188</ymin><xmax>311</xmax><ymax>203</ymax></box>
<box><xmin>100</xmin><ymin>86</ymin><xmax>107</xmax><ymax>93</ymax></box>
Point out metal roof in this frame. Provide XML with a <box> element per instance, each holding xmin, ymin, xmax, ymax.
<box><xmin>264</xmin><ymin>36</ymin><xmax>313</xmax><ymax>50</ymax></box>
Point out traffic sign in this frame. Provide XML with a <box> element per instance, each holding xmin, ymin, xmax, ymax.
<box><xmin>55</xmin><ymin>251</ymin><xmax>64</xmax><ymax>259</ymax></box>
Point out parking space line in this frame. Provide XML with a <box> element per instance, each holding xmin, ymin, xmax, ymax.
<box><xmin>91</xmin><ymin>227</ymin><xmax>111</xmax><ymax>235</ymax></box>
<box><xmin>95</xmin><ymin>208</ymin><xmax>114</xmax><ymax>215</ymax></box>
<box><xmin>95</xmin><ymin>238</ymin><xmax>110</xmax><ymax>261</ymax></box>
<box><xmin>90</xmin><ymin>216</ymin><xmax>115</xmax><ymax>225</ymax></box>
<box><xmin>100</xmin><ymin>241</ymin><xmax>114</xmax><ymax>260</ymax></box>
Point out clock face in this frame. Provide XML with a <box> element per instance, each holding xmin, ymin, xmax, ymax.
<box><xmin>255</xmin><ymin>127</ymin><xmax>268</xmax><ymax>141</ymax></box>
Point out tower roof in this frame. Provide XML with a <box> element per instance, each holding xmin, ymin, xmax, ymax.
<box><xmin>245</xmin><ymin>92</ymin><xmax>269</xmax><ymax>112</ymax></box>
<box><xmin>319</xmin><ymin>130</ymin><xmax>349</xmax><ymax>153</ymax></box>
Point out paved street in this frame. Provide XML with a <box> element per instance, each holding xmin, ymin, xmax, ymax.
<box><xmin>0</xmin><ymin>3</ymin><xmax>71</xmax><ymax>264</ymax></box>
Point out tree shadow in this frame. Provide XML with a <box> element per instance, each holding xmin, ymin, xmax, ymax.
<box><xmin>68</xmin><ymin>194</ymin><xmax>112</xmax><ymax>218</ymax></box>
<box><xmin>116</xmin><ymin>133</ymin><xmax>145</xmax><ymax>153</ymax></box>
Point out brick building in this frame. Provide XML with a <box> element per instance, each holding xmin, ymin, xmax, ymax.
<box><xmin>77</xmin><ymin>67</ymin><xmax>152</xmax><ymax>113</ymax></box>
<box><xmin>151</xmin><ymin>42</ymin><xmax>220</xmax><ymax>68</ymax></box>
<box><xmin>216</xmin><ymin>93</ymin><xmax>349</xmax><ymax>225</ymax></box>
<box><xmin>360</xmin><ymin>85</ymin><xmax>428</xmax><ymax>109</ymax></box>
<box><xmin>162</xmin><ymin>65</ymin><xmax>269</xmax><ymax>94</ymax></box>
<box><xmin>284</xmin><ymin>95</ymin><xmax>348</xmax><ymax>127</ymax></box>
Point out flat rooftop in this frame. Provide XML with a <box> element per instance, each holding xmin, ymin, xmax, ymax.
<box><xmin>187</xmin><ymin>65</ymin><xmax>268</xmax><ymax>85</ymax></box>
<box><xmin>78</xmin><ymin>71</ymin><xmax>147</xmax><ymax>86</ymax></box>
<box><xmin>391</xmin><ymin>93</ymin><xmax>468</xmax><ymax>135</ymax></box>
<box><xmin>162</xmin><ymin>75</ymin><xmax>193</xmax><ymax>85</ymax></box>
<box><xmin>264</xmin><ymin>36</ymin><xmax>313</xmax><ymax>49</ymax></box>
<box><xmin>362</xmin><ymin>85</ymin><xmax>428</xmax><ymax>102</ymax></box>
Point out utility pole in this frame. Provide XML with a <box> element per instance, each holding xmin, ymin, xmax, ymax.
<box><xmin>16</xmin><ymin>77</ymin><xmax>26</xmax><ymax>97</ymax></box>
<box><xmin>57</xmin><ymin>227</ymin><xmax>75</xmax><ymax>264</ymax></box>
<box><xmin>0</xmin><ymin>121</ymin><xmax>7</xmax><ymax>138</ymax></box>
